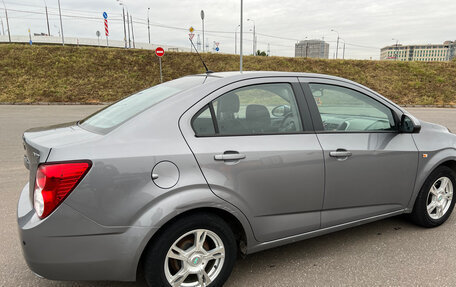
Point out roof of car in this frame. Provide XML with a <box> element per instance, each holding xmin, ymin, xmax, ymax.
<box><xmin>195</xmin><ymin>71</ymin><xmax>403</xmax><ymax>113</ymax></box>
<box><xmin>203</xmin><ymin>71</ymin><xmax>349</xmax><ymax>82</ymax></box>
<box><xmin>198</xmin><ymin>71</ymin><xmax>366</xmax><ymax>88</ymax></box>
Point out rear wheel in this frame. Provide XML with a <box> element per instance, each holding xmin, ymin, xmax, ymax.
<box><xmin>410</xmin><ymin>166</ymin><xmax>456</xmax><ymax>227</ymax></box>
<box><xmin>143</xmin><ymin>213</ymin><xmax>237</xmax><ymax>287</ymax></box>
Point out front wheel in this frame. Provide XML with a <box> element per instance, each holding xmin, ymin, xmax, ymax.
<box><xmin>143</xmin><ymin>213</ymin><xmax>237</xmax><ymax>287</ymax></box>
<box><xmin>410</xmin><ymin>166</ymin><xmax>456</xmax><ymax>227</ymax></box>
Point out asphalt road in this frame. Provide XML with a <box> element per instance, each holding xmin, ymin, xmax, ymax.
<box><xmin>2</xmin><ymin>105</ymin><xmax>456</xmax><ymax>286</ymax></box>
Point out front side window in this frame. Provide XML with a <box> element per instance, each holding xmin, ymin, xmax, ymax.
<box><xmin>192</xmin><ymin>83</ymin><xmax>303</xmax><ymax>136</ymax></box>
<box><xmin>309</xmin><ymin>84</ymin><xmax>396</xmax><ymax>132</ymax></box>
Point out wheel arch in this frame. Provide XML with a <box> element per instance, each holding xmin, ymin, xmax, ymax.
<box><xmin>135</xmin><ymin>207</ymin><xmax>249</xmax><ymax>279</ymax></box>
<box><xmin>407</xmin><ymin>152</ymin><xmax>456</xmax><ymax>211</ymax></box>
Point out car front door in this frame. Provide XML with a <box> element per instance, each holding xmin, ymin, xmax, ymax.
<box><xmin>180</xmin><ymin>77</ymin><xmax>324</xmax><ymax>242</ymax></box>
<box><xmin>300</xmin><ymin>78</ymin><xmax>419</xmax><ymax>228</ymax></box>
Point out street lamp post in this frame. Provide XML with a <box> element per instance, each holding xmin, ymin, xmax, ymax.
<box><xmin>147</xmin><ymin>8</ymin><xmax>150</xmax><ymax>44</ymax></box>
<box><xmin>117</xmin><ymin>0</ymin><xmax>127</xmax><ymax>48</ymax></box>
<box><xmin>240</xmin><ymin>0</ymin><xmax>243</xmax><ymax>72</ymax></box>
<box><xmin>1</xmin><ymin>0</ymin><xmax>11</xmax><ymax>42</ymax></box>
<box><xmin>331</xmin><ymin>29</ymin><xmax>339</xmax><ymax>59</ymax></box>
<box><xmin>247</xmin><ymin>18</ymin><xmax>255</xmax><ymax>55</ymax></box>
<box><xmin>118</xmin><ymin>0</ymin><xmax>130</xmax><ymax>48</ymax></box>
<box><xmin>57</xmin><ymin>0</ymin><xmax>64</xmax><ymax>45</ymax></box>
<box><xmin>201</xmin><ymin>10</ymin><xmax>205</xmax><ymax>52</ymax></box>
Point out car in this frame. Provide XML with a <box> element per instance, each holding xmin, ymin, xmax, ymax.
<box><xmin>18</xmin><ymin>71</ymin><xmax>456</xmax><ymax>287</ymax></box>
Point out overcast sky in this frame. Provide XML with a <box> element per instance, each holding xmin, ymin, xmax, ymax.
<box><xmin>1</xmin><ymin>0</ymin><xmax>455</xmax><ymax>59</ymax></box>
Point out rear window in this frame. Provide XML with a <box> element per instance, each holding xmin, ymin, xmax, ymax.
<box><xmin>79</xmin><ymin>76</ymin><xmax>215</xmax><ymax>133</ymax></box>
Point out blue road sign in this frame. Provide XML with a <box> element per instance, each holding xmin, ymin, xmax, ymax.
<box><xmin>103</xmin><ymin>12</ymin><xmax>108</xmax><ymax>19</ymax></box>
<box><xmin>215</xmin><ymin>47</ymin><xmax>220</xmax><ymax>52</ymax></box>
<box><xmin>29</xmin><ymin>40</ymin><xmax>32</xmax><ymax>45</ymax></box>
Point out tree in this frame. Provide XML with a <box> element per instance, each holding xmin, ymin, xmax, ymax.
<box><xmin>256</xmin><ymin>50</ymin><xmax>267</xmax><ymax>56</ymax></box>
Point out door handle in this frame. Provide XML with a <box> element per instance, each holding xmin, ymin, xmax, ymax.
<box><xmin>329</xmin><ymin>150</ymin><xmax>352</xmax><ymax>158</ymax></box>
<box><xmin>214</xmin><ymin>152</ymin><xmax>246</xmax><ymax>161</ymax></box>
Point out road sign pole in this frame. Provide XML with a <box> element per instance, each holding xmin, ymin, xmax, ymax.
<box><xmin>159</xmin><ymin>57</ymin><xmax>163</xmax><ymax>83</ymax></box>
<box><xmin>155</xmin><ymin>47</ymin><xmax>165</xmax><ymax>83</ymax></box>
<box><xmin>103</xmin><ymin>13</ymin><xmax>109</xmax><ymax>48</ymax></box>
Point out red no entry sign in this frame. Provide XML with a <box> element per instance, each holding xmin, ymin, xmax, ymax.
<box><xmin>155</xmin><ymin>47</ymin><xmax>165</xmax><ymax>57</ymax></box>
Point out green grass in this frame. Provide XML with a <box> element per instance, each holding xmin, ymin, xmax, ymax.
<box><xmin>1</xmin><ymin>44</ymin><xmax>455</xmax><ymax>105</ymax></box>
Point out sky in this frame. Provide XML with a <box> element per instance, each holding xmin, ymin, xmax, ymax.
<box><xmin>1</xmin><ymin>0</ymin><xmax>455</xmax><ymax>59</ymax></box>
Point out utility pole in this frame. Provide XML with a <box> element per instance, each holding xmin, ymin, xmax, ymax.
<box><xmin>321</xmin><ymin>36</ymin><xmax>325</xmax><ymax>58</ymax></box>
<box><xmin>122</xmin><ymin>7</ymin><xmax>127</xmax><ymax>48</ymax></box>
<box><xmin>235</xmin><ymin>25</ymin><xmax>240</xmax><ymax>54</ymax></box>
<box><xmin>267</xmin><ymin>43</ymin><xmax>270</xmax><ymax>56</ymax></box>
<box><xmin>343</xmin><ymin>42</ymin><xmax>345</xmax><ymax>59</ymax></box>
<box><xmin>1</xmin><ymin>0</ymin><xmax>11</xmax><ymax>42</ymax></box>
<box><xmin>147</xmin><ymin>8</ymin><xmax>150</xmax><ymax>44</ymax></box>
<box><xmin>247</xmin><ymin>19</ymin><xmax>255</xmax><ymax>55</ymax></box>
<box><xmin>235</xmin><ymin>29</ymin><xmax>237</xmax><ymax>55</ymax></box>
<box><xmin>0</xmin><ymin>15</ymin><xmax>4</xmax><ymax>35</ymax></box>
<box><xmin>57</xmin><ymin>0</ymin><xmax>64</xmax><ymax>45</ymax></box>
<box><xmin>331</xmin><ymin>29</ymin><xmax>339</xmax><ymax>59</ymax></box>
<box><xmin>130</xmin><ymin>15</ymin><xmax>135</xmax><ymax>48</ymax></box>
<box><xmin>126</xmin><ymin>10</ymin><xmax>131</xmax><ymax>48</ymax></box>
<box><xmin>392</xmin><ymin>38</ymin><xmax>399</xmax><ymax>60</ymax></box>
<box><xmin>43</xmin><ymin>0</ymin><xmax>51</xmax><ymax>36</ymax></box>
<box><xmin>240</xmin><ymin>0</ymin><xmax>243</xmax><ymax>72</ymax></box>
<box><xmin>201</xmin><ymin>10</ymin><xmax>205</xmax><ymax>52</ymax></box>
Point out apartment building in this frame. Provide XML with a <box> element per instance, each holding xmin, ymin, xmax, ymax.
<box><xmin>295</xmin><ymin>39</ymin><xmax>329</xmax><ymax>59</ymax></box>
<box><xmin>380</xmin><ymin>41</ymin><xmax>455</xmax><ymax>61</ymax></box>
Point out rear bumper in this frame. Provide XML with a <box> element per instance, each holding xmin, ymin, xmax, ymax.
<box><xmin>17</xmin><ymin>183</ymin><xmax>156</xmax><ymax>281</ymax></box>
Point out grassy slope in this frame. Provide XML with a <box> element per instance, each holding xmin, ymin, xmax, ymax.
<box><xmin>1</xmin><ymin>44</ymin><xmax>455</xmax><ymax>105</ymax></box>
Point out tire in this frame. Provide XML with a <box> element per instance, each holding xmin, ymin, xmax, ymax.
<box><xmin>410</xmin><ymin>166</ymin><xmax>456</xmax><ymax>228</ymax></box>
<box><xmin>143</xmin><ymin>213</ymin><xmax>237</xmax><ymax>287</ymax></box>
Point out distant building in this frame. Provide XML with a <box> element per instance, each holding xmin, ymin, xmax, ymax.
<box><xmin>295</xmin><ymin>39</ymin><xmax>329</xmax><ymax>59</ymax></box>
<box><xmin>380</xmin><ymin>41</ymin><xmax>456</xmax><ymax>62</ymax></box>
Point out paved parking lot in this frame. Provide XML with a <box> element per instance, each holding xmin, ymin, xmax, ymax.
<box><xmin>2</xmin><ymin>105</ymin><xmax>456</xmax><ymax>286</ymax></box>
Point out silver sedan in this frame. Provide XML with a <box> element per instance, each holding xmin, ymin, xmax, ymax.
<box><xmin>18</xmin><ymin>72</ymin><xmax>456</xmax><ymax>287</ymax></box>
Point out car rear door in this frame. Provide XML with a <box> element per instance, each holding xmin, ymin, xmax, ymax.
<box><xmin>299</xmin><ymin>77</ymin><xmax>419</xmax><ymax>228</ymax></box>
<box><xmin>180</xmin><ymin>77</ymin><xmax>324</xmax><ymax>242</ymax></box>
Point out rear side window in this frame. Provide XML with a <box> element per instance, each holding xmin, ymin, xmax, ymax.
<box><xmin>80</xmin><ymin>76</ymin><xmax>215</xmax><ymax>134</ymax></box>
<box><xmin>192</xmin><ymin>83</ymin><xmax>303</xmax><ymax>136</ymax></box>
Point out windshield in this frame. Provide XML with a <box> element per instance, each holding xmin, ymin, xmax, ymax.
<box><xmin>80</xmin><ymin>76</ymin><xmax>214</xmax><ymax>133</ymax></box>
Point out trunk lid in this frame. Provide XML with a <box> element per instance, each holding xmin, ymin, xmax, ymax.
<box><xmin>23</xmin><ymin>121</ymin><xmax>101</xmax><ymax>203</ymax></box>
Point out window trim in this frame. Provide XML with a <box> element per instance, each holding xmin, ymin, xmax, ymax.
<box><xmin>300</xmin><ymin>81</ymin><xmax>401</xmax><ymax>134</ymax></box>
<box><xmin>191</xmin><ymin>80</ymin><xmax>313</xmax><ymax>137</ymax></box>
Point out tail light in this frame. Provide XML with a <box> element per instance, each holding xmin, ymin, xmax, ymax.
<box><xmin>33</xmin><ymin>161</ymin><xmax>91</xmax><ymax>219</ymax></box>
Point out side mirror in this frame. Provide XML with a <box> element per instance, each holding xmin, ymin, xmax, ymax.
<box><xmin>400</xmin><ymin>114</ymin><xmax>421</xmax><ymax>133</ymax></box>
<box><xmin>271</xmin><ymin>105</ymin><xmax>290</xmax><ymax>117</ymax></box>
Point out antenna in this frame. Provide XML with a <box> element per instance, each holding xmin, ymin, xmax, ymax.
<box><xmin>189</xmin><ymin>38</ymin><xmax>213</xmax><ymax>73</ymax></box>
